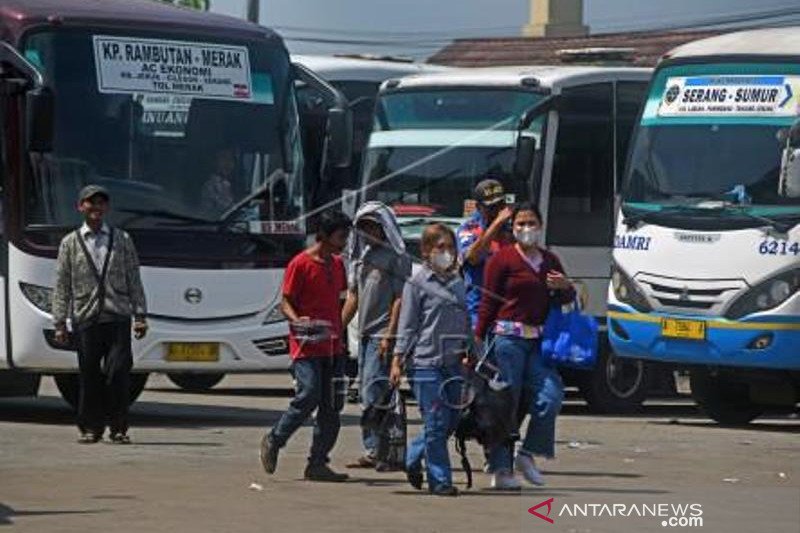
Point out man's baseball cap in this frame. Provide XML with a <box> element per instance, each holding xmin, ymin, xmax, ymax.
<box><xmin>78</xmin><ymin>185</ymin><xmax>110</xmax><ymax>203</ymax></box>
<box><xmin>474</xmin><ymin>179</ymin><xmax>505</xmax><ymax>206</ymax></box>
<box><xmin>357</xmin><ymin>212</ymin><xmax>381</xmax><ymax>225</ymax></box>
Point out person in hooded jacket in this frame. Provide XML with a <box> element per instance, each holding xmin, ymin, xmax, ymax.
<box><xmin>342</xmin><ymin>202</ymin><xmax>411</xmax><ymax>468</ymax></box>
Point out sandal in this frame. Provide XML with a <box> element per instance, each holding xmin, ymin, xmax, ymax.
<box><xmin>109</xmin><ymin>433</ymin><xmax>131</xmax><ymax>445</ymax></box>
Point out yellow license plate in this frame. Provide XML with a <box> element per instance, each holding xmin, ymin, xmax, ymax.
<box><xmin>661</xmin><ymin>319</ymin><xmax>706</xmax><ymax>341</ymax></box>
<box><xmin>165</xmin><ymin>343</ymin><xmax>220</xmax><ymax>362</ymax></box>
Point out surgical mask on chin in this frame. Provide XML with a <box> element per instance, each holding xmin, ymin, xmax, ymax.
<box><xmin>514</xmin><ymin>227</ymin><xmax>540</xmax><ymax>247</ymax></box>
<box><xmin>430</xmin><ymin>250</ymin><xmax>454</xmax><ymax>272</ymax></box>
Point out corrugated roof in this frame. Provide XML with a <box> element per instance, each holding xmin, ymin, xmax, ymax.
<box><xmin>428</xmin><ymin>29</ymin><xmax>726</xmax><ymax>67</ymax></box>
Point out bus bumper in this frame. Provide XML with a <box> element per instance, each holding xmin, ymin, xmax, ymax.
<box><xmin>13</xmin><ymin>312</ymin><xmax>291</xmax><ymax>372</ymax></box>
<box><xmin>607</xmin><ymin>309</ymin><xmax>800</xmax><ymax>371</ymax></box>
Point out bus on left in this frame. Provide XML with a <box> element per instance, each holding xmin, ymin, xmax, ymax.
<box><xmin>0</xmin><ymin>0</ymin><xmax>352</xmax><ymax>405</ymax></box>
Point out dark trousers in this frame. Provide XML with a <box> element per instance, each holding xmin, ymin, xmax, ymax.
<box><xmin>269</xmin><ymin>356</ymin><xmax>346</xmax><ymax>466</ymax></box>
<box><xmin>76</xmin><ymin>320</ymin><xmax>133</xmax><ymax>435</ymax></box>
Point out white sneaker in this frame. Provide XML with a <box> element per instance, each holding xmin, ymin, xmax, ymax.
<box><xmin>490</xmin><ymin>471</ymin><xmax>522</xmax><ymax>490</ymax></box>
<box><xmin>515</xmin><ymin>454</ymin><xmax>546</xmax><ymax>486</ymax></box>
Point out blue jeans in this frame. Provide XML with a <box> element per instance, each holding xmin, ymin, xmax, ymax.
<box><xmin>359</xmin><ymin>336</ymin><xmax>390</xmax><ymax>456</ymax></box>
<box><xmin>488</xmin><ymin>336</ymin><xmax>564</xmax><ymax>474</ymax></box>
<box><xmin>406</xmin><ymin>366</ymin><xmax>463</xmax><ymax>491</ymax></box>
<box><xmin>269</xmin><ymin>356</ymin><xmax>346</xmax><ymax>466</ymax></box>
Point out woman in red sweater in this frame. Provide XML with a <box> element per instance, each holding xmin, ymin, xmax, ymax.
<box><xmin>475</xmin><ymin>203</ymin><xmax>574</xmax><ymax>490</ymax></box>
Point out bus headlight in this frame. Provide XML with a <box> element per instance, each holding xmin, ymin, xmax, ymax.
<box><xmin>725</xmin><ymin>268</ymin><xmax>800</xmax><ymax>320</ymax></box>
<box><xmin>611</xmin><ymin>263</ymin><xmax>652</xmax><ymax>312</ymax></box>
<box><xmin>20</xmin><ymin>282</ymin><xmax>53</xmax><ymax>314</ymax></box>
<box><xmin>262</xmin><ymin>300</ymin><xmax>286</xmax><ymax>325</ymax></box>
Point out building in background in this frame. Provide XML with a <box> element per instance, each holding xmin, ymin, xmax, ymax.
<box><xmin>428</xmin><ymin>28</ymin><xmax>725</xmax><ymax>67</ymax></box>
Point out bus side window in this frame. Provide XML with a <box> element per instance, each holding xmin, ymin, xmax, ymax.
<box><xmin>547</xmin><ymin>83</ymin><xmax>614</xmax><ymax>247</ymax></box>
<box><xmin>615</xmin><ymin>82</ymin><xmax>648</xmax><ymax>194</ymax></box>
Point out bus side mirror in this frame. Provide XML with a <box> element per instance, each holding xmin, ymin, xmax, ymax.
<box><xmin>514</xmin><ymin>134</ymin><xmax>537</xmax><ymax>180</ymax></box>
<box><xmin>292</xmin><ymin>62</ymin><xmax>353</xmax><ymax>170</ymax></box>
<box><xmin>326</xmin><ymin>106</ymin><xmax>353</xmax><ymax>169</ymax></box>
<box><xmin>26</xmin><ymin>87</ymin><xmax>54</xmax><ymax>153</ymax></box>
<box><xmin>779</xmin><ymin>120</ymin><xmax>800</xmax><ymax>198</ymax></box>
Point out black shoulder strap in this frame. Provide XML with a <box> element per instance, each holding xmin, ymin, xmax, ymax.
<box><xmin>75</xmin><ymin>228</ymin><xmax>115</xmax><ymax>315</ymax></box>
<box><xmin>75</xmin><ymin>228</ymin><xmax>115</xmax><ymax>283</ymax></box>
<box><xmin>454</xmin><ymin>435</ymin><xmax>473</xmax><ymax>489</ymax></box>
<box><xmin>75</xmin><ymin>229</ymin><xmax>100</xmax><ymax>282</ymax></box>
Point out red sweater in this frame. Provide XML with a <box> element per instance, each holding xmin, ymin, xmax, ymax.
<box><xmin>475</xmin><ymin>246</ymin><xmax>574</xmax><ymax>339</ymax></box>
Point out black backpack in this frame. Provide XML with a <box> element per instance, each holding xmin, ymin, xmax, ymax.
<box><xmin>454</xmin><ymin>369</ymin><xmax>516</xmax><ymax>488</ymax></box>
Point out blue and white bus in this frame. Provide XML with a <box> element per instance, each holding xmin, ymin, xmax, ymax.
<box><xmin>609</xmin><ymin>27</ymin><xmax>800</xmax><ymax>424</ymax></box>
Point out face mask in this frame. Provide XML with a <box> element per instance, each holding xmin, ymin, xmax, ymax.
<box><xmin>514</xmin><ymin>227</ymin><xmax>540</xmax><ymax>247</ymax></box>
<box><xmin>430</xmin><ymin>250</ymin><xmax>454</xmax><ymax>271</ymax></box>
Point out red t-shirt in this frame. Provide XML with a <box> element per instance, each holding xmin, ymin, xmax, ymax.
<box><xmin>475</xmin><ymin>246</ymin><xmax>575</xmax><ymax>339</ymax></box>
<box><xmin>282</xmin><ymin>251</ymin><xmax>346</xmax><ymax>359</ymax></box>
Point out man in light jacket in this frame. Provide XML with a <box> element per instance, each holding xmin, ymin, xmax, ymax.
<box><xmin>52</xmin><ymin>185</ymin><xmax>148</xmax><ymax>444</ymax></box>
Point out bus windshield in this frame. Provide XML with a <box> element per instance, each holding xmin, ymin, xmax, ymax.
<box><xmin>22</xmin><ymin>30</ymin><xmax>304</xmax><ymax>242</ymax></box>
<box><xmin>623</xmin><ymin>64</ymin><xmax>800</xmax><ymax>224</ymax></box>
<box><xmin>625</xmin><ymin>123</ymin><xmax>797</xmax><ymax>207</ymax></box>
<box><xmin>363</xmin><ymin>89</ymin><xmax>543</xmax><ymax>219</ymax></box>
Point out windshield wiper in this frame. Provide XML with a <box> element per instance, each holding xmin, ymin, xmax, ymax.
<box><xmin>218</xmin><ymin>169</ymin><xmax>291</xmax><ymax>225</ymax></box>
<box><xmin>623</xmin><ymin>203</ymin><xmax>799</xmax><ymax>233</ymax></box>
<box><xmin>117</xmin><ymin>208</ymin><xmax>216</xmax><ymax>228</ymax></box>
<box><xmin>219</xmin><ymin>180</ymin><xmax>270</xmax><ymax>224</ymax></box>
<box><xmin>717</xmin><ymin>206</ymin><xmax>798</xmax><ymax>233</ymax></box>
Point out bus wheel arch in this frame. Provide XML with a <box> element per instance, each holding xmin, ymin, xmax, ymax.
<box><xmin>689</xmin><ymin>369</ymin><xmax>763</xmax><ymax>426</ymax></box>
<box><xmin>167</xmin><ymin>372</ymin><xmax>225</xmax><ymax>392</ymax></box>
<box><xmin>577</xmin><ymin>339</ymin><xmax>650</xmax><ymax>414</ymax></box>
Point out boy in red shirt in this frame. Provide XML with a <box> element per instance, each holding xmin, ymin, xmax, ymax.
<box><xmin>260</xmin><ymin>210</ymin><xmax>351</xmax><ymax>482</ymax></box>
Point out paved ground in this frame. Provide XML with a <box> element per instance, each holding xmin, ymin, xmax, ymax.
<box><xmin>0</xmin><ymin>373</ymin><xmax>798</xmax><ymax>533</ymax></box>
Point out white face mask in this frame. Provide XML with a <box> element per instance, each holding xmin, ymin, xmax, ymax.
<box><xmin>514</xmin><ymin>227</ymin><xmax>540</xmax><ymax>247</ymax></box>
<box><xmin>430</xmin><ymin>250</ymin><xmax>454</xmax><ymax>271</ymax></box>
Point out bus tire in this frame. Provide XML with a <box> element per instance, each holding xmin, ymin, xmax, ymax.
<box><xmin>689</xmin><ymin>369</ymin><xmax>763</xmax><ymax>426</ymax></box>
<box><xmin>577</xmin><ymin>344</ymin><xmax>649</xmax><ymax>414</ymax></box>
<box><xmin>167</xmin><ymin>372</ymin><xmax>225</xmax><ymax>392</ymax></box>
<box><xmin>54</xmin><ymin>373</ymin><xmax>149</xmax><ymax>411</ymax></box>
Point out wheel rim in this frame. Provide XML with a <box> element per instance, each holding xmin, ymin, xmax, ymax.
<box><xmin>605</xmin><ymin>354</ymin><xmax>645</xmax><ymax>399</ymax></box>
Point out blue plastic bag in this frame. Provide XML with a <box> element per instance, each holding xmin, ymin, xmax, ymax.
<box><xmin>541</xmin><ymin>299</ymin><xmax>599</xmax><ymax>369</ymax></box>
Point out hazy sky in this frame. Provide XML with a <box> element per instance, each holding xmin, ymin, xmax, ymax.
<box><xmin>210</xmin><ymin>0</ymin><xmax>800</xmax><ymax>59</ymax></box>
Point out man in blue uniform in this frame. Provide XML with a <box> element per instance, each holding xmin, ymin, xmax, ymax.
<box><xmin>456</xmin><ymin>178</ymin><xmax>514</xmax><ymax>327</ymax></box>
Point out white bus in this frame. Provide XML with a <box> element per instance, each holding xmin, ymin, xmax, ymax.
<box><xmin>292</xmin><ymin>55</ymin><xmax>447</xmax><ymax>209</ymax></box>
<box><xmin>291</xmin><ymin>55</ymin><xmax>448</xmax><ymax>390</ymax></box>
<box><xmin>359</xmin><ymin>65</ymin><xmax>658</xmax><ymax>412</ymax></box>
<box><xmin>609</xmin><ymin>27</ymin><xmax>800</xmax><ymax>424</ymax></box>
<box><xmin>0</xmin><ymin>0</ymin><xmax>351</xmax><ymax>403</ymax></box>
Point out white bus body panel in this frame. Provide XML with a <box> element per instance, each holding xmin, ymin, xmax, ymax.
<box><xmin>8</xmin><ymin>245</ymin><xmax>290</xmax><ymax>371</ymax></box>
<box><xmin>613</xmin><ymin>223</ymin><xmax>800</xmax><ymax>302</ymax></box>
